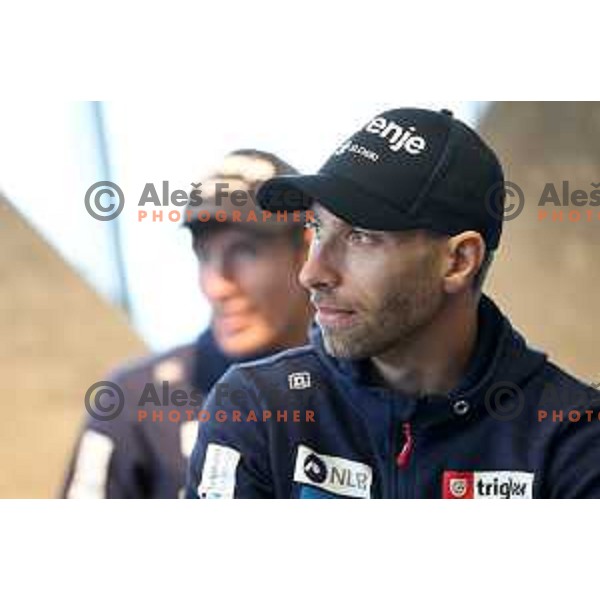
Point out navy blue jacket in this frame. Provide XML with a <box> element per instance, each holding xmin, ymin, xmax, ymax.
<box><xmin>187</xmin><ymin>296</ymin><xmax>600</xmax><ymax>499</ymax></box>
<box><xmin>63</xmin><ymin>330</ymin><xmax>233</xmax><ymax>498</ymax></box>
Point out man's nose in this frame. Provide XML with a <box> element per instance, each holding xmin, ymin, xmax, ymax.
<box><xmin>299</xmin><ymin>241</ymin><xmax>340</xmax><ymax>292</ymax></box>
<box><xmin>199</xmin><ymin>261</ymin><xmax>237</xmax><ymax>301</ymax></box>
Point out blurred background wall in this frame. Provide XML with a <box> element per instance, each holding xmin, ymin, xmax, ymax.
<box><xmin>0</xmin><ymin>194</ymin><xmax>146</xmax><ymax>498</ymax></box>
<box><xmin>481</xmin><ymin>102</ymin><xmax>600</xmax><ymax>382</ymax></box>
<box><xmin>0</xmin><ymin>101</ymin><xmax>598</xmax><ymax>497</ymax></box>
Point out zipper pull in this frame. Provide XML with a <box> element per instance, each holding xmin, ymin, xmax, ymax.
<box><xmin>396</xmin><ymin>422</ymin><xmax>414</xmax><ymax>469</ymax></box>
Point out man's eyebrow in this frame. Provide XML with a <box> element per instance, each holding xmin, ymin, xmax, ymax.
<box><xmin>312</xmin><ymin>207</ymin><xmax>344</xmax><ymax>228</ymax></box>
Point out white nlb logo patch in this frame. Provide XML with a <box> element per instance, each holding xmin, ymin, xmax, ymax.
<box><xmin>294</xmin><ymin>444</ymin><xmax>372</xmax><ymax>499</ymax></box>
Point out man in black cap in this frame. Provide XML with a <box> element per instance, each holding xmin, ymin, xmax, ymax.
<box><xmin>187</xmin><ymin>108</ymin><xmax>600</xmax><ymax>499</ymax></box>
<box><xmin>63</xmin><ymin>149</ymin><xmax>312</xmax><ymax>498</ymax></box>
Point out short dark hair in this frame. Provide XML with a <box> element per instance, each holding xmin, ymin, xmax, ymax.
<box><xmin>473</xmin><ymin>249</ymin><xmax>495</xmax><ymax>291</ymax></box>
<box><xmin>226</xmin><ymin>148</ymin><xmax>298</xmax><ymax>178</ymax></box>
<box><xmin>420</xmin><ymin>229</ymin><xmax>494</xmax><ymax>291</ymax></box>
<box><xmin>189</xmin><ymin>219</ymin><xmax>305</xmax><ymax>251</ymax></box>
<box><xmin>184</xmin><ymin>148</ymin><xmax>303</xmax><ymax>243</ymax></box>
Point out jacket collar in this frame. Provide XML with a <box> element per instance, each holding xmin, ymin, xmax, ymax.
<box><xmin>311</xmin><ymin>294</ymin><xmax>548</xmax><ymax>425</ymax></box>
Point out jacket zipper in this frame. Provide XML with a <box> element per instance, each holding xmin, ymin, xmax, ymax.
<box><xmin>396</xmin><ymin>422</ymin><xmax>414</xmax><ymax>469</ymax></box>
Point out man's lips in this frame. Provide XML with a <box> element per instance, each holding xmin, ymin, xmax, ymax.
<box><xmin>215</xmin><ymin>309</ymin><xmax>251</xmax><ymax>319</ymax></box>
<box><xmin>214</xmin><ymin>310</ymin><xmax>253</xmax><ymax>334</ymax></box>
<box><xmin>313</xmin><ymin>303</ymin><xmax>358</xmax><ymax>328</ymax></box>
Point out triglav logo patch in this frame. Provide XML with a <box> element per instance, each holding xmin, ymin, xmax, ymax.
<box><xmin>443</xmin><ymin>470</ymin><xmax>534</xmax><ymax>499</ymax></box>
<box><xmin>449</xmin><ymin>477</ymin><xmax>469</xmax><ymax>498</ymax></box>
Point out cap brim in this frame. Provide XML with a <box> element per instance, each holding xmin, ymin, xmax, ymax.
<box><xmin>257</xmin><ymin>174</ymin><xmax>422</xmax><ymax>231</ymax></box>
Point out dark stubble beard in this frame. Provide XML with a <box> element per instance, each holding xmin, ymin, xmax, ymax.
<box><xmin>320</xmin><ymin>252</ymin><xmax>446</xmax><ymax>360</ymax></box>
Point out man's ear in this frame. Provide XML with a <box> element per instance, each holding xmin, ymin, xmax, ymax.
<box><xmin>442</xmin><ymin>231</ymin><xmax>486</xmax><ymax>294</ymax></box>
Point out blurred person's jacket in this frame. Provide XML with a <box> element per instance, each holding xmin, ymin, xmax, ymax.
<box><xmin>62</xmin><ymin>329</ymin><xmax>269</xmax><ymax>498</ymax></box>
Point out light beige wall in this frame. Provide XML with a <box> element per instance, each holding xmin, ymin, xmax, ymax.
<box><xmin>0</xmin><ymin>194</ymin><xmax>146</xmax><ymax>498</ymax></box>
<box><xmin>479</xmin><ymin>102</ymin><xmax>600</xmax><ymax>382</ymax></box>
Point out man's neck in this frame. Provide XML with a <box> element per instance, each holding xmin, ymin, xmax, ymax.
<box><xmin>370</xmin><ymin>295</ymin><xmax>480</xmax><ymax>396</ymax></box>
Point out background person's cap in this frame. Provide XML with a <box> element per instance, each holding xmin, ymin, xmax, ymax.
<box><xmin>257</xmin><ymin>108</ymin><xmax>506</xmax><ymax>249</ymax></box>
<box><xmin>183</xmin><ymin>149</ymin><xmax>303</xmax><ymax>235</ymax></box>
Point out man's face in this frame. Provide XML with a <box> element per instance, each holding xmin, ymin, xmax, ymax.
<box><xmin>299</xmin><ymin>204</ymin><xmax>447</xmax><ymax>360</ymax></box>
<box><xmin>194</xmin><ymin>226</ymin><xmax>309</xmax><ymax>357</ymax></box>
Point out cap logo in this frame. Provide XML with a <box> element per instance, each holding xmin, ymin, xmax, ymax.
<box><xmin>334</xmin><ymin>139</ymin><xmax>353</xmax><ymax>156</ymax></box>
<box><xmin>333</xmin><ymin>138</ymin><xmax>379</xmax><ymax>162</ymax></box>
<box><xmin>364</xmin><ymin>116</ymin><xmax>427</xmax><ymax>155</ymax></box>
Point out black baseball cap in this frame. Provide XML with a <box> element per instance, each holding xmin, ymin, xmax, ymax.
<box><xmin>183</xmin><ymin>148</ymin><xmax>304</xmax><ymax>236</ymax></box>
<box><xmin>257</xmin><ymin>108</ymin><xmax>506</xmax><ymax>249</ymax></box>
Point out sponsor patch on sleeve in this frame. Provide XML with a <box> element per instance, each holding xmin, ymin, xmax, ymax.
<box><xmin>180</xmin><ymin>421</ymin><xmax>199</xmax><ymax>459</ymax></box>
<box><xmin>66</xmin><ymin>430</ymin><xmax>114</xmax><ymax>499</ymax></box>
<box><xmin>443</xmin><ymin>470</ymin><xmax>534</xmax><ymax>499</ymax></box>
<box><xmin>293</xmin><ymin>444</ymin><xmax>372</xmax><ymax>499</ymax></box>
<box><xmin>197</xmin><ymin>443</ymin><xmax>241</xmax><ymax>499</ymax></box>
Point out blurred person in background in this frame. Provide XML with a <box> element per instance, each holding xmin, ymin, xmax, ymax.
<box><xmin>62</xmin><ymin>149</ymin><xmax>312</xmax><ymax>498</ymax></box>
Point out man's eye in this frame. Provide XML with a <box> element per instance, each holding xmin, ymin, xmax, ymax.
<box><xmin>305</xmin><ymin>221</ymin><xmax>321</xmax><ymax>239</ymax></box>
<box><xmin>231</xmin><ymin>243</ymin><xmax>258</xmax><ymax>257</ymax></box>
<box><xmin>347</xmin><ymin>228</ymin><xmax>373</xmax><ymax>244</ymax></box>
